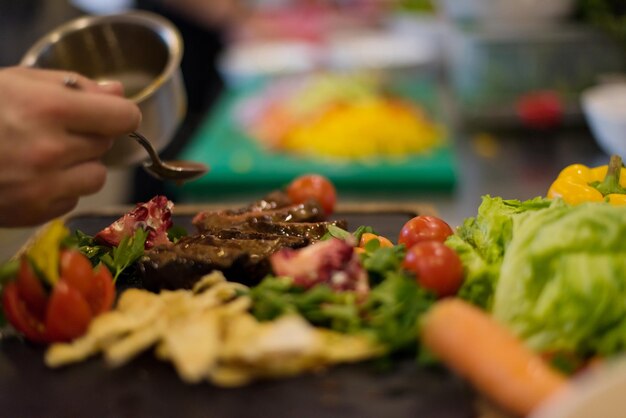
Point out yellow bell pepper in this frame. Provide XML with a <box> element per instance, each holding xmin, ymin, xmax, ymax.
<box><xmin>547</xmin><ymin>155</ymin><xmax>626</xmax><ymax>205</ymax></box>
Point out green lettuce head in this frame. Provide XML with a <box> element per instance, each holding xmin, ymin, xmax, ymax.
<box><xmin>493</xmin><ymin>202</ymin><xmax>626</xmax><ymax>357</ymax></box>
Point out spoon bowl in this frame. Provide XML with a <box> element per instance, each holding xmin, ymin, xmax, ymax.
<box><xmin>129</xmin><ymin>132</ymin><xmax>209</xmax><ymax>183</ymax></box>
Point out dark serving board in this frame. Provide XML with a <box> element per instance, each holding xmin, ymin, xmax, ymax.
<box><xmin>0</xmin><ymin>207</ymin><xmax>478</xmax><ymax>418</ymax></box>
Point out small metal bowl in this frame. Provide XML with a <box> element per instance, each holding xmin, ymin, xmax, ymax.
<box><xmin>21</xmin><ymin>11</ymin><xmax>187</xmax><ymax>166</ymax></box>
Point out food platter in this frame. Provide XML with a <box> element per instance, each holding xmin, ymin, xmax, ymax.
<box><xmin>0</xmin><ymin>203</ymin><xmax>480</xmax><ymax>418</ymax></box>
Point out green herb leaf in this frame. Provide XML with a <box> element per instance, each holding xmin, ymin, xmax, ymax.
<box><xmin>352</xmin><ymin>225</ymin><xmax>375</xmax><ymax>243</ymax></box>
<box><xmin>167</xmin><ymin>225</ymin><xmax>188</xmax><ymax>243</ymax></box>
<box><xmin>101</xmin><ymin>228</ymin><xmax>148</xmax><ymax>282</ymax></box>
<box><xmin>362</xmin><ymin>245</ymin><xmax>405</xmax><ymax>275</ymax></box>
<box><xmin>321</xmin><ymin>225</ymin><xmax>353</xmax><ymax>241</ymax></box>
<box><xmin>66</xmin><ymin>230</ymin><xmax>110</xmax><ymax>265</ymax></box>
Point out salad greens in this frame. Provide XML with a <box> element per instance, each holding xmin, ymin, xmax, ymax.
<box><xmin>67</xmin><ymin>228</ymin><xmax>148</xmax><ymax>282</ymax></box>
<box><xmin>494</xmin><ymin>202</ymin><xmax>626</xmax><ymax>357</ymax></box>
<box><xmin>249</xmin><ymin>228</ymin><xmax>436</xmax><ymax>355</ymax></box>
<box><xmin>450</xmin><ymin>195</ymin><xmax>626</xmax><ymax>364</ymax></box>
<box><xmin>446</xmin><ymin>196</ymin><xmax>552</xmax><ymax>309</ymax></box>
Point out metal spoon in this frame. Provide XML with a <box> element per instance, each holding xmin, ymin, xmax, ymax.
<box><xmin>63</xmin><ymin>75</ymin><xmax>208</xmax><ymax>183</ymax></box>
<box><xmin>128</xmin><ymin>131</ymin><xmax>208</xmax><ymax>183</ymax></box>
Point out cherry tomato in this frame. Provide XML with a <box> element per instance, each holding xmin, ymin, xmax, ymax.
<box><xmin>2</xmin><ymin>282</ymin><xmax>47</xmax><ymax>343</ymax></box>
<box><xmin>44</xmin><ymin>281</ymin><xmax>93</xmax><ymax>342</ymax></box>
<box><xmin>85</xmin><ymin>264</ymin><xmax>115</xmax><ymax>315</ymax></box>
<box><xmin>16</xmin><ymin>257</ymin><xmax>48</xmax><ymax>320</ymax></box>
<box><xmin>286</xmin><ymin>174</ymin><xmax>337</xmax><ymax>216</ymax></box>
<box><xmin>60</xmin><ymin>249</ymin><xmax>95</xmax><ymax>297</ymax></box>
<box><xmin>403</xmin><ymin>241</ymin><xmax>464</xmax><ymax>298</ymax></box>
<box><xmin>398</xmin><ymin>215</ymin><xmax>453</xmax><ymax>249</ymax></box>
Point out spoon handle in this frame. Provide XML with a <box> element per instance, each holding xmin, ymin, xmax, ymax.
<box><xmin>128</xmin><ymin>131</ymin><xmax>162</xmax><ymax>165</ymax></box>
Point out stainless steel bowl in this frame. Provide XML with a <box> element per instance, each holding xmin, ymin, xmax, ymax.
<box><xmin>20</xmin><ymin>11</ymin><xmax>187</xmax><ymax>166</ymax></box>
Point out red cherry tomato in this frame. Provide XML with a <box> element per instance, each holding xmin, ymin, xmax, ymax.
<box><xmin>85</xmin><ymin>264</ymin><xmax>115</xmax><ymax>315</ymax></box>
<box><xmin>398</xmin><ymin>215</ymin><xmax>453</xmax><ymax>249</ymax></box>
<box><xmin>402</xmin><ymin>241</ymin><xmax>464</xmax><ymax>298</ymax></box>
<box><xmin>60</xmin><ymin>249</ymin><xmax>95</xmax><ymax>297</ymax></box>
<box><xmin>44</xmin><ymin>281</ymin><xmax>93</xmax><ymax>342</ymax></box>
<box><xmin>286</xmin><ymin>174</ymin><xmax>337</xmax><ymax>216</ymax></box>
<box><xmin>16</xmin><ymin>257</ymin><xmax>48</xmax><ymax>320</ymax></box>
<box><xmin>2</xmin><ymin>282</ymin><xmax>47</xmax><ymax>343</ymax></box>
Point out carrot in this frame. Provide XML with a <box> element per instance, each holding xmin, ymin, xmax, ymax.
<box><xmin>421</xmin><ymin>299</ymin><xmax>568</xmax><ymax>417</ymax></box>
<box><xmin>359</xmin><ymin>232</ymin><xmax>393</xmax><ymax>249</ymax></box>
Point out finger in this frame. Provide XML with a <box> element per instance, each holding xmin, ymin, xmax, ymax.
<box><xmin>16</xmin><ymin>67</ymin><xmax>123</xmax><ymax>95</ymax></box>
<box><xmin>0</xmin><ymin>160</ymin><xmax>107</xmax><ymax>226</ymax></box>
<box><xmin>56</xmin><ymin>162</ymin><xmax>109</xmax><ymax>205</ymax></box>
<box><xmin>33</xmin><ymin>160</ymin><xmax>108</xmax><ymax>202</ymax></box>
<box><xmin>66</xmin><ymin>134</ymin><xmax>115</xmax><ymax>167</ymax></box>
<box><xmin>17</xmin><ymin>129</ymin><xmax>115</xmax><ymax>171</ymax></box>
<box><xmin>54</xmin><ymin>89</ymin><xmax>142</xmax><ymax>136</ymax></box>
<box><xmin>43</xmin><ymin>197</ymin><xmax>80</xmax><ymax>223</ymax></box>
<box><xmin>0</xmin><ymin>196</ymin><xmax>78</xmax><ymax>227</ymax></box>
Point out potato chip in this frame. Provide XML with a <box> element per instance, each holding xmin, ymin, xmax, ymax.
<box><xmin>45</xmin><ymin>271</ymin><xmax>381</xmax><ymax>386</ymax></box>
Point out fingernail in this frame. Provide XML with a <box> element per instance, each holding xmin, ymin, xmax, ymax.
<box><xmin>97</xmin><ymin>80</ymin><xmax>124</xmax><ymax>96</ymax></box>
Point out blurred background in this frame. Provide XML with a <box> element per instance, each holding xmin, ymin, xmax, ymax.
<box><xmin>0</xmin><ymin>0</ymin><xmax>625</xmax><ymax>258</ymax></box>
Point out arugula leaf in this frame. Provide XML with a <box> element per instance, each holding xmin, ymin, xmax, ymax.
<box><xmin>352</xmin><ymin>225</ymin><xmax>375</xmax><ymax>243</ymax></box>
<box><xmin>362</xmin><ymin>245</ymin><xmax>405</xmax><ymax>275</ymax></box>
<box><xmin>321</xmin><ymin>224</ymin><xmax>354</xmax><ymax>241</ymax></box>
<box><xmin>249</xmin><ymin>268</ymin><xmax>435</xmax><ymax>354</ymax></box>
<box><xmin>65</xmin><ymin>230</ymin><xmax>110</xmax><ymax>265</ymax></box>
<box><xmin>167</xmin><ymin>225</ymin><xmax>188</xmax><ymax>243</ymax></box>
<box><xmin>100</xmin><ymin>228</ymin><xmax>148</xmax><ymax>282</ymax></box>
<box><xmin>249</xmin><ymin>276</ymin><xmax>362</xmax><ymax>332</ymax></box>
<box><xmin>363</xmin><ymin>271</ymin><xmax>436</xmax><ymax>353</ymax></box>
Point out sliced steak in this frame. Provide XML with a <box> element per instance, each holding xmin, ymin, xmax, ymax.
<box><xmin>192</xmin><ymin>200</ymin><xmax>325</xmax><ymax>233</ymax></box>
<box><xmin>243</xmin><ymin>219</ymin><xmax>348</xmax><ymax>241</ymax></box>
<box><xmin>139</xmin><ymin>192</ymin><xmax>349</xmax><ymax>291</ymax></box>
<box><xmin>225</xmin><ymin>190</ymin><xmax>293</xmax><ymax>215</ymax></box>
<box><xmin>139</xmin><ymin>234</ymin><xmax>307</xmax><ymax>290</ymax></box>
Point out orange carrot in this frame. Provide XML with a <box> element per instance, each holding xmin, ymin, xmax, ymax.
<box><xmin>359</xmin><ymin>232</ymin><xmax>393</xmax><ymax>249</ymax></box>
<box><xmin>421</xmin><ymin>299</ymin><xmax>568</xmax><ymax>417</ymax></box>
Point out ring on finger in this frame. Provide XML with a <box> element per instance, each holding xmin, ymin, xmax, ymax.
<box><xmin>63</xmin><ymin>73</ymin><xmax>80</xmax><ymax>89</ymax></box>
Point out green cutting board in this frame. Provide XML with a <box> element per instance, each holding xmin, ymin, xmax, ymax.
<box><xmin>176</xmin><ymin>77</ymin><xmax>457</xmax><ymax>202</ymax></box>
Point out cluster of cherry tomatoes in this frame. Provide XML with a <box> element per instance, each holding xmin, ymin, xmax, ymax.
<box><xmin>398</xmin><ymin>215</ymin><xmax>464</xmax><ymax>298</ymax></box>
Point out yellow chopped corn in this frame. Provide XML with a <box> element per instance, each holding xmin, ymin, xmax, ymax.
<box><xmin>280</xmin><ymin>99</ymin><xmax>443</xmax><ymax>160</ymax></box>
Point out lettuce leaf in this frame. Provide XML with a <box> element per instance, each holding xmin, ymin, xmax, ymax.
<box><xmin>493</xmin><ymin>202</ymin><xmax>626</xmax><ymax>357</ymax></box>
<box><xmin>448</xmin><ymin>196</ymin><xmax>552</xmax><ymax>309</ymax></box>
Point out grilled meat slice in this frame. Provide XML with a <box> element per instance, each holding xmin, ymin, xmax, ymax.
<box><xmin>138</xmin><ymin>233</ymin><xmax>309</xmax><ymax>290</ymax></box>
<box><xmin>192</xmin><ymin>200</ymin><xmax>325</xmax><ymax>233</ymax></box>
<box><xmin>224</xmin><ymin>190</ymin><xmax>293</xmax><ymax>215</ymax></box>
<box><xmin>243</xmin><ymin>219</ymin><xmax>348</xmax><ymax>241</ymax></box>
<box><xmin>140</xmin><ymin>191</ymin><xmax>348</xmax><ymax>291</ymax></box>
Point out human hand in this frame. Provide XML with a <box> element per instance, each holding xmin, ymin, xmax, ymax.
<box><xmin>0</xmin><ymin>67</ymin><xmax>142</xmax><ymax>227</ymax></box>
